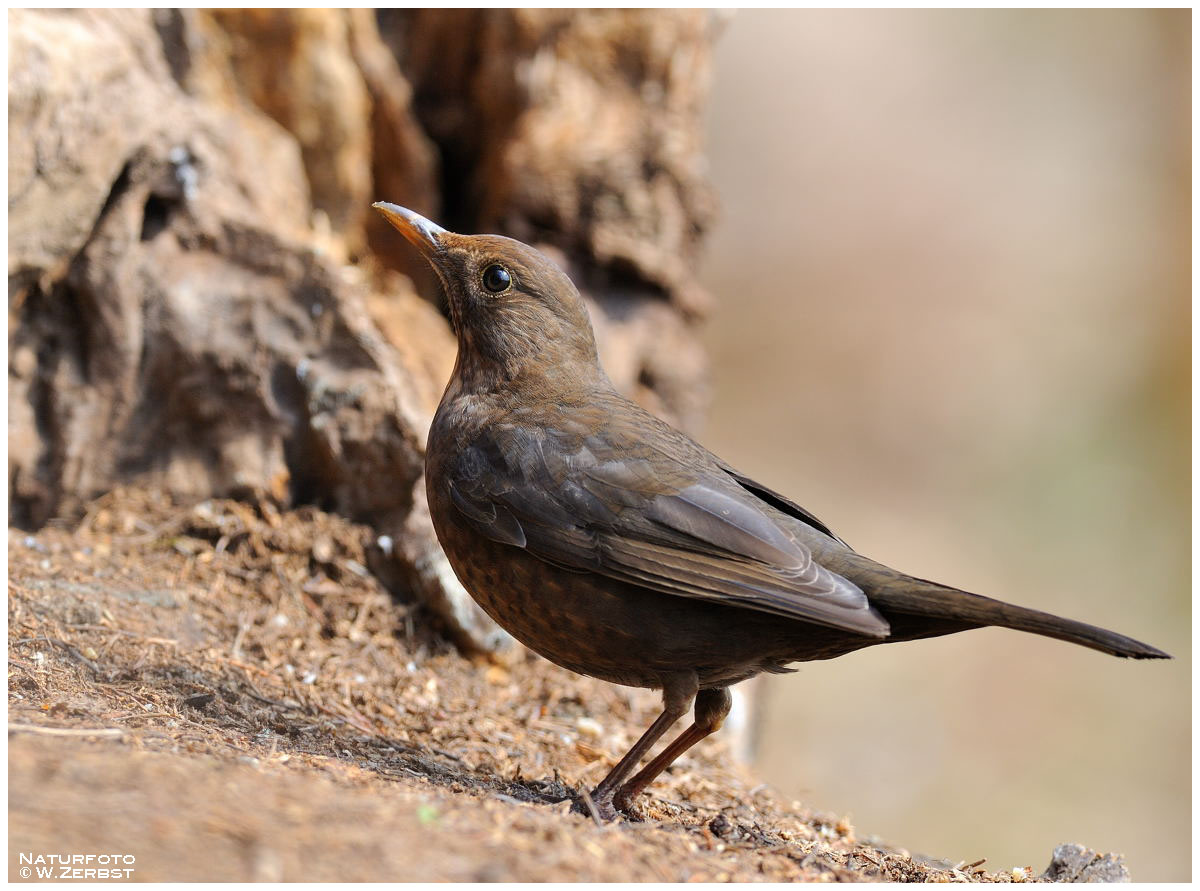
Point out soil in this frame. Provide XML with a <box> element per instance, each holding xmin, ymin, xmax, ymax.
<box><xmin>9</xmin><ymin>488</ymin><xmax>1053</xmax><ymax>882</ymax></box>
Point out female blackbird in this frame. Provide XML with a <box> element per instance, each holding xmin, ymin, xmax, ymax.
<box><xmin>373</xmin><ymin>202</ymin><xmax>1169</xmax><ymax>821</ymax></box>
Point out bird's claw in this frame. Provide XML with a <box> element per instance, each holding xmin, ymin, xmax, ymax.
<box><xmin>567</xmin><ymin>784</ymin><xmax>650</xmax><ymax>824</ymax></box>
<box><xmin>570</xmin><ymin>788</ymin><xmax>618</xmax><ymax>823</ymax></box>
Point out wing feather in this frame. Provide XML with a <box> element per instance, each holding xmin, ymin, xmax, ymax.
<box><xmin>447</xmin><ymin>432</ymin><xmax>889</xmax><ymax>638</ymax></box>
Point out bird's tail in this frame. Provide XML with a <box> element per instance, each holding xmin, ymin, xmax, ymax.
<box><xmin>843</xmin><ymin>556</ymin><xmax>1170</xmax><ymax>659</ymax></box>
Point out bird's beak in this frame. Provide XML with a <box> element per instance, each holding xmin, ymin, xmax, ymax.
<box><xmin>372</xmin><ymin>202</ymin><xmax>446</xmax><ymax>258</ymax></box>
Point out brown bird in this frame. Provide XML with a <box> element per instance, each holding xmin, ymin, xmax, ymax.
<box><xmin>373</xmin><ymin>202</ymin><xmax>1169</xmax><ymax>821</ymax></box>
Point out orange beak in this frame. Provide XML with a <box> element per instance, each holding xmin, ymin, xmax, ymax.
<box><xmin>372</xmin><ymin>202</ymin><xmax>446</xmax><ymax>258</ymax></box>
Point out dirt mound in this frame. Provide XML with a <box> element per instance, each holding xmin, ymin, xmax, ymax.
<box><xmin>9</xmin><ymin>487</ymin><xmax>1101</xmax><ymax>882</ymax></box>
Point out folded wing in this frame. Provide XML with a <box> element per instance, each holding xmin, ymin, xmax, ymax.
<box><xmin>446</xmin><ymin>430</ymin><xmax>889</xmax><ymax>638</ymax></box>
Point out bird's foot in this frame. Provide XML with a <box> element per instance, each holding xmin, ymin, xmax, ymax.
<box><xmin>568</xmin><ymin>783</ymin><xmax>652</xmax><ymax>823</ymax></box>
<box><xmin>570</xmin><ymin>787</ymin><xmax>619</xmax><ymax>823</ymax></box>
<box><xmin>612</xmin><ymin>787</ymin><xmax>641</xmax><ymax>816</ymax></box>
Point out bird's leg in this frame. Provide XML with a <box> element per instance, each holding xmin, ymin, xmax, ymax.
<box><xmin>614</xmin><ymin>687</ymin><xmax>732</xmax><ymax>812</ymax></box>
<box><xmin>583</xmin><ymin>674</ymin><xmax>697</xmax><ymax>821</ymax></box>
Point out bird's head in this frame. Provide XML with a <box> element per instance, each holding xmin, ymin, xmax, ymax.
<box><xmin>373</xmin><ymin>202</ymin><xmax>601</xmax><ymax>390</ymax></box>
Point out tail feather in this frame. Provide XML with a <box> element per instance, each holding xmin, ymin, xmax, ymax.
<box><xmin>842</xmin><ymin>556</ymin><xmax>1170</xmax><ymax>660</ymax></box>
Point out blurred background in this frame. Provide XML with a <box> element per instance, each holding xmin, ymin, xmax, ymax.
<box><xmin>699</xmin><ymin>9</ymin><xmax>1189</xmax><ymax>881</ymax></box>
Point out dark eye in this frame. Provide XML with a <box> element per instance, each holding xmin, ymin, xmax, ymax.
<box><xmin>481</xmin><ymin>264</ymin><xmax>512</xmax><ymax>293</ymax></box>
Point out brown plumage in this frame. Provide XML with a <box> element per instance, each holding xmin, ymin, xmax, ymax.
<box><xmin>373</xmin><ymin>202</ymin><xmax>1169</xmax><ymax>821</ymax></box>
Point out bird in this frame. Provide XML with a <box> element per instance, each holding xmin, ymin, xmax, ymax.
<box><xmin>372</xmin><ymin>201</ymin><xmax>1170</xmax><ymax>822</ymax></box>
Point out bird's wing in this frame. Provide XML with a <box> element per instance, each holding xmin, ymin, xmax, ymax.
<box><xmin>716</xmin><ymin>462</ymin><xmax>850</xmax><ymax>547</ymax></box>
<box><xmin>446</xmin><ymin>428</ymin><xmax>889</xmax><ymax>638</ymax></box>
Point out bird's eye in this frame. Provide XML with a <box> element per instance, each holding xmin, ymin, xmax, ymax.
<box><xmin>481</xmin><ymin>264</ymin><xmax>512</xmax><ymax>294</ymax></box>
